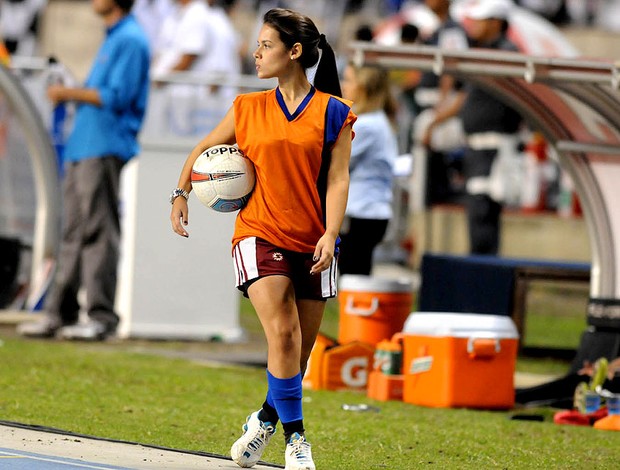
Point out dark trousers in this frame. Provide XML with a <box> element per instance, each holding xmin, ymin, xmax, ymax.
<box><xmin>339</xmin><ymin>217</ymin><xmax>389</xmax><ymax>276</ymax></box>
<box><xmin>463</xmin><ymin>145</ymin><xmax>505</xmax><ymax>255</ymax></box>
<box><xmin>466</xmin><ymin>193</ymin><xmax>502</xmax><ymax>255</ymax></box>
<box><xmin>44</xmin><ymin>156</ymin><xmax>124</xmax><ymax>327</ymax></box>
<box><xmin>515</xmin><ymin>373</ymin><xmax>620</xmax><ymax>409</ymax></box>
<box><xmin>425</xmin><ymin>148</ymin><xmax>453</xmax><ymax>206</ymax></box>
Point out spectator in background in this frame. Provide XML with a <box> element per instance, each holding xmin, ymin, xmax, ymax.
<box><xmin>459</xmin><ymin>0</ymin><xmax>523</xmax><ymax>255</ymax></box>
<box><xmin>17</xmin><ymin>0</ymin><xmax>150</xmax><ymax>340</ymax></box>
<box><xmin>132</xmin><ymin>0</ymin><xmax>174</xmax><ymax>49</ymax></box>
<box><xmin>516</xmin><ymin>357</ymin><xmax>620</xmax><ymax>409</ymax></box>
<box><xmin>564</xmin><ymin>0</ymin><xmax>598</xmax><ymax>25</ymax></box>
<box><xmin>385</xmin><ymin>0</ymin><xmax>406</xmax><ymax>14</ymax></box>
<box><xmin>339</xmin><ymin>63</ymin><xmax>398</xmax><ymax>275</ymax></box>
<box><xmin>354</xmin><ymin>24</ymin><xmax>374</xmax><ymax>42</ymax></box>
<box><xmin>151</xmin><ymin>0</ymin><xmax>212</xmax><ymax>80</ymax></box>
<box><xmin>0</xmin><ymin>0</ymin><xmax>46</xmax><ymax>56</ymax></box>
<box><xmin>413</xmin><ymin>0</ymin><xmax>469</xmax><ymax>206</ymax></box>
<box><xmin>336</xmin><ymin>23</ymin><xmax>374</xmax><ymax>78</ymax></box>
<box><xmin>400</xmin><ymin>22</ymin><xmax>420</xmax><ymax>45</ymax></box>
<box><xmin>515</xmin><ymin>0</ymin><xmax>569</xmax><ymax>24</ymax></box>
<box><xmin>202</xmin><ymin>0</ymin><xmax>242</xmax><ymax>100</ymax></box>
<box><xmin>397</xmin><ymin>22</ymin><xmax>421</xmax><ymax>154</ymax></box>
<box><xmin>150</xmin><ymin>0</ymin><xmax>214</xmax><ymax>134</ymax></box>
<box><xmin>593</xmin><ymin>0</ymin><xmax>620</xmax><ymax>32</ymax></box>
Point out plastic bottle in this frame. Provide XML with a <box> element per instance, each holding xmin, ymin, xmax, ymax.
<box><xmin>373</xmin><ymin>336</ymin><xmax>403</xmax><ymax>375</ymax></box>
<box><xmin>520</xmin><ymin>133</ymin><xmax>547</xmax><ymax>213</ymax></box>
<box><xmin>557</xmin><ymin>170</ymin><xmax>581</xmax><ymax>218</ymax></box>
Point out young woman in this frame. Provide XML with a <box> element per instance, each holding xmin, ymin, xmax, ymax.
<box><xmin>170</xmin><ymin>8</ymin><xmax>356</xmax><ymax>470</ymax></box>
<box><xmin>339</xmin><ymin>63</ymin><xmax>398</xmax><ymax>275</ymax></box>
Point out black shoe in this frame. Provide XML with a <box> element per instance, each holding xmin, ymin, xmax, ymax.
<box><xmin>58</xmin><ymin>319</ymin><xmax>115</xmax><ymax>341</ymax></box>
<box><xmin>17</xmin><ymin>317</ymin><xmax>63</xmax><ymax>338</ymax></box>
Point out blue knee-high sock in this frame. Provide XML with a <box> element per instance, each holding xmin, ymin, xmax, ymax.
<box><xmin>266</xmin><ymin>370</ymin><xmax>303</xmax><ymax>424</ymax></box>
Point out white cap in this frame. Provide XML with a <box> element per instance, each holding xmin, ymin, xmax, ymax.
<box><xmin>465</xmin><ymin>0</ymin><xmax>513</xmax><ymax>20</ymax></box>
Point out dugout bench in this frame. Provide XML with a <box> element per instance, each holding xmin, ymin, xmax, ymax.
<box><xmin>418</xmin><ymin>253</ymin><xmax>591</xmax><ymax>349</ymax></box>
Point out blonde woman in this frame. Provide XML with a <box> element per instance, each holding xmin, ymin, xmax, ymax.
<box><xmin>340</xmin><ymin>63</ymin><xmax>398</xmax><ymax>275</ymax></box>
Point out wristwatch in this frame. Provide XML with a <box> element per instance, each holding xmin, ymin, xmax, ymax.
<box><xmin>169</xmin><ymin>188</ymin><xmax>189</xmax><ymax>204</ymax></box>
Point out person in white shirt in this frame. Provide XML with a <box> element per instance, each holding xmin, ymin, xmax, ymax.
<box><xmin>150</xmin><ymin>0</ymin><xmax>214</xmax><ymax>134</ymax></box>
<box><xmin>203</xmin><ymin>0</ymin><xmax>241</xmax><ymax>97</ymax></box>
<box><xmin>151</xmin><ymin>0</ymin><xmax>212</xmax><ymax>79</ymax></box>
<box><xmin>132</xmin><ymin>0</ymin><xmax>174</xmax><ymax>50</ymax></box>
<box><xmin>340</xmin><ymin>62</ymin><xmax>398</xmax><ymax>275</ymax></box>
<box><xmin>205</xmin><ymin>0</ymin><xmax>241</xmax><ymax>103</ymax></box>
<box><xmin>0</xmin><ymin>0</ymin><xmax>46</xmax><ymax>56</ymax></box>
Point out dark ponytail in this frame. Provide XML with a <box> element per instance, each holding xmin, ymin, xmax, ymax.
<box><xmin>263</xmin><ymin>8</ymin><xmax>342</xmax><ymax>97</ymax></box>
<box><xmin>314</xmin><ymin>34</ymin><xmax>342</xmax><ymax>98</ymax></box>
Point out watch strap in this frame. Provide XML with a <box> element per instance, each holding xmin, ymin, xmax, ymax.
<box><xmin>170</xmin><ymin>188</ymin><xmax>189</xmax><ymax>204</ymax></box>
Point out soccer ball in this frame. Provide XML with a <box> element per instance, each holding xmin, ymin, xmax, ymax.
<box><xmin>190</xmin><ymin>144</ymin><xmax>255</xmax><ymax>212</ymax></box>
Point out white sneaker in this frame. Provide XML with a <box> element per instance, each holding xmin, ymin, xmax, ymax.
<box><xmin>231</xmin><ymin>411</ymin><xmax>276</xmax><ymax>468</ymax></box>
<box><xmin>285</xmin><ymin>432</ymin><xmax>315</xmax><ymax>470</ymax></box>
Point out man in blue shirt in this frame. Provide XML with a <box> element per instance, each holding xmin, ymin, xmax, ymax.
<box><xmin>18</xmin><ymin>0</ymin><xmax>150</xmax><ymax>340</ymax></box>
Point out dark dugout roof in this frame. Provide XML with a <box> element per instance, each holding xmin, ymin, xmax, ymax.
<box><xmin>349</xmin><ymin>42</ymin><xmax>620</xmax><ymax>301</ymax></box>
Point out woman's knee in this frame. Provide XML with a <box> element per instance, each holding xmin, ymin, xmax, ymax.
<box><xmin>269</xmin><ymin>322</ymin><xmax>300</xmax><ymax>353</ymax></box>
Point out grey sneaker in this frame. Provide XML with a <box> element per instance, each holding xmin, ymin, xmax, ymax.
<box><xmin>17</xmin><ymin>316</ymin><xmax>63</xmax><ymax>338</ymax></box>
<box><xmin>231</xmin><ymin>411</ymin><xmax>276</xmax><ymax>468</ymax></box>
<box><xmin>58</xmin><ymin>320</ymin><xmax>114</xmax><ymax>341</ymax></box>
<box><xmin>285</xmin><ymin>432</ymin><xmax>315</xmax><ymax>470</ymax></box>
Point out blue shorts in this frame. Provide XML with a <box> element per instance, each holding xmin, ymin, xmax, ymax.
<box><xmin>232</xmin><ymin>237</ymin><xmax>338</xmax><ymax>300</ymax></box>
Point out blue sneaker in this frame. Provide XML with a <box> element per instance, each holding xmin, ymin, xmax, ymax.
<box><xmin>231</xmin><ymin>411</ymin><xmax>276</xmax><ymax>468</ymax></box>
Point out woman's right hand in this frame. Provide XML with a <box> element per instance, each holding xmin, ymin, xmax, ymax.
<box><xmin>170</xmin><ymin>197</ymin><xmax>189</xmax><ymax>238</ymax></box>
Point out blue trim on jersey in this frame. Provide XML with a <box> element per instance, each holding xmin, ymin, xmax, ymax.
<box><xmin>316</xmin><ymin>96</ymin><xmax>353</xmax><ymax>233</ymax></box>
<box><xmin>325</xmin><ymin>96</ymin><xmax>352</xmax><ymax>148</ymax></box>
<box><xmin>275</xmin><ymin>86</ymin><xmax>316</xmax><ymax>122</ymax></box>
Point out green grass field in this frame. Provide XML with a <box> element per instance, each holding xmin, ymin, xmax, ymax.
<box><xmin>522</xmin><ymin>282</ymin><xmax>589</xmax><ymax>350</ymax></box>
<box><xmin>1</xmin><ymin>283</ymin><xmax>618</xmax><ymax>469</ymax></box>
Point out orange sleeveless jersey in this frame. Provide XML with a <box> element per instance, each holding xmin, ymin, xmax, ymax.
<box><xmin>232</xmin><ymin>87</ymin><xmax>356</xmax><ymax>253</ymax></box>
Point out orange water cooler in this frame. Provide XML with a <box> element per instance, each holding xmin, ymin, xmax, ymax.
<box><xmin>401</xmin><ymin>312</ymin><xmax>519</xmax><ymax>409</ymax></box>
<box><xmin>338</xmin><ymin>275</ymin><xmax>414</xmax><ymax>347</ymax></box>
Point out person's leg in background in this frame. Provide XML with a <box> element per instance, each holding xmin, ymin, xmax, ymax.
<box><xmin>426</xmin><ymin>148</ymin><xmax>452</xmax><ymax>205</ymax></box>
<box><xmin>79</xmin><ymin>156</ymin><xmax>124</xmax><ymax>331</ymax></box>
<box><xmin>59</xmin><ymin>156</ymin><xmax>124</xmax><ymax>339</ymax></box>
<box><xmin>466</xmin><ymin>193</ymin><xmax>502</xmax><ymax>255</ymax></box>
<box><xmin>464</xmin><ymin>147</ymin><xmax>502</xmax><ymax>256</ymax></box>
<box><xmin>339</xmin><ymin>217</ymin><xmax>389</xmax><ymax>275</ymax></box>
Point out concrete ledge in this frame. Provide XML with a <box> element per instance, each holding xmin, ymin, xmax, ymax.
<box><xmin>410</xmin><ymin>206</ymin><xmax>590</xmax><ymax>268</ymax></box>
<box><xmin>0</xmin><ymin>310</ymin><xmax>37</xmax><ymax>325</ymax></box>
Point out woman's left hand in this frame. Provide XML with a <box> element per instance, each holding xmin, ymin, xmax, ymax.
<box><xmin>47</xmin><ymin>84</ymin><xmax>67</xmax><ymax>105</ymax></box>
<box><xmin>311</xmin><ymin>234</ymin><xmax>336</xmax><ymax>274</ymax></box>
